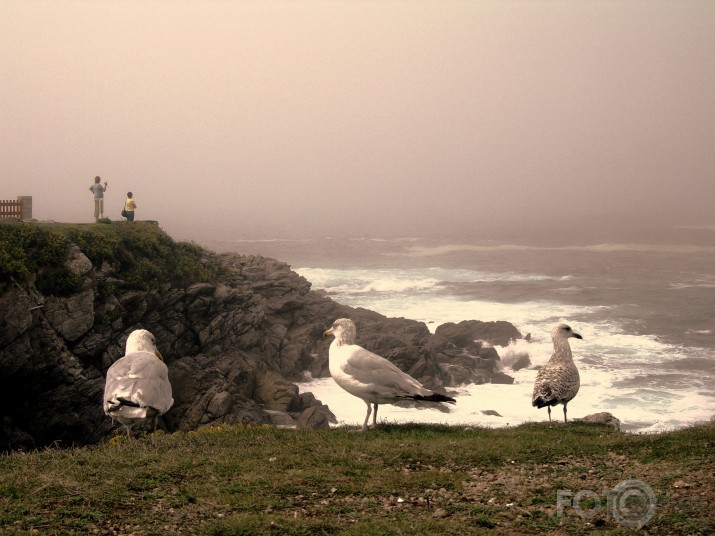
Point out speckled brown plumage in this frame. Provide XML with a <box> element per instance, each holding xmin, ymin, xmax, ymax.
<box><xmin>532</xmin><ymin>323</ymin><xmax>582</xmax><ymax>423</ymax></box>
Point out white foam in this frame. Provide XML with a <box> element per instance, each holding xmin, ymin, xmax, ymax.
<box><xmin>397</xmin><ymin>242</ymin><xmax>715</xmax><ymax>257</ymax></box>
<box><xmin>298</xmin><ymin>264</ymin><xmax>715</xmax><ymax>433</ymax></box>
<box><xmin>298</xmin><ymin>371</ymin><xmax>715</xmax><ymax>433</ymax></box>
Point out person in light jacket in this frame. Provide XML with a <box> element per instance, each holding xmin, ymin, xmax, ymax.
<box><xmin>89</xmin><ymin>176</ymin><xmax>107</xmax><ymax>221</ymax></box>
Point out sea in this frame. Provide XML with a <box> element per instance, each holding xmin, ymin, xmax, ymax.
<box><xmin>205</xmin><ymin>224</ymin><xmax>715</xmax><ymax>433</ymax></box>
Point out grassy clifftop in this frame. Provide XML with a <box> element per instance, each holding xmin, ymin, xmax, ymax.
<box><xmin>0</xmin><ymin>221</ymin><xmax>217</xmax><ymax>294</ymax></box>
<box><xmin>0</xmin><ymin>422</ymin><xmax>713</xmax><ymax>535</ymax></box>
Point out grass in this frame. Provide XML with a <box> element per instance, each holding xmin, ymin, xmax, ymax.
<box><xmin>0</xmin><ymin>221</ymin><xmax>218</xmax><ymax>293</ymax></box>
<box><xmin>1</xmin><ymin>421</ymin><xmax>713</xmax><ymax>535</ymax></box>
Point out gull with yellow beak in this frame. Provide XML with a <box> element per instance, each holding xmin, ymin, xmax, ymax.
<box><xmin>103</xmin><ymin>329</ymin><xmax>173</xmax><ymax>438</ymax></box>
<box><xmin>323</xmin><ymin>318</ymin><xmax>456</xmax><ymax>430</ymax></box>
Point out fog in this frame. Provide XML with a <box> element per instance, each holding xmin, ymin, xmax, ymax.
<box><xmin>1</xmin><ymin>1</ymin><xmax>713</xmax><ymax>243</ymax></box>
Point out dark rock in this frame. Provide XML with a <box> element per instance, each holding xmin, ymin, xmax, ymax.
<box><xmin>491</xmin><ymin>372</ymin><xmax>515</xmax><ymax>385</ymax></box>
<box><xmin>435</xmin><ymin>320</ymin><xmax>522</xmax><ymax>347</ymax></box>
<box><xmin>297</xmin><ymin>405</ymin><xmax>336</xmax><ymax>429</ymax></box>
<box><xmin>254</xmin><ymin>370</ymin><xmax>300</xmax><ymax>412</ymax></box>
<box><xmin>0</xmin><ymin>287</ymin><xmax>34</xmax><ymax>347</ymax></box>
<box><xmin>266</xmin><ymin>410</ymin><xmax>296</xmax><ymax>428</ymax></box>
<box><xmin>510</xmin><ymin>353</ymin><xmax>531</xmax><ymax>371</ymax></box>
<box><xmin>481</xmin><ymin>410</ymin><xmax>503</xmax><ymax>417</ymax></box>
<box><xmin>43</xmin><ymin>289</ymin><xmax>95</xmax><ymax>341</ymax></box>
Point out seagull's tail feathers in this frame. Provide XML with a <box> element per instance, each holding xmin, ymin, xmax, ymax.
<box><xmin>532</xmin><ymin>395</ymin><xmax>558</xmax><ymax>408</ymax></box>
<box><xmin>106</xmin><ymin>397</ymin><xmax>149</xmax><ymax>419</ymax></box>
<box><xmin>109</xmin><ymin>396</ymin><xmax>141</xmax><ymax>410</ymax></box>
<box><xmin>411</xmin><ymin>392</ymin><xmax>456</xmax><ymax>404</ymax></box>
<box><xmin>532</xmin><ymin>384</ymin><xmax>557</xmax><ymax>408</ymax></box>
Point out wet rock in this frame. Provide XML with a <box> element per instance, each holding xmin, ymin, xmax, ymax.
<box><xmin>435</xmin><ymin>320</ymin><xmax>522</xmax><ymax>348</ymax></box>
<box><xmin>574</xmin><ymin>412</ymin><xmax>621</xmax><ymax>431</ymax></box>
<box><xmin>491</xmin><ymin>371</ymin><xmax>515</xmax><ymax>385</ymax></box>
<box><xmin>511</xmin><ymin>353</ymin><xmax>531</xmax><ymax>371</ymax></box>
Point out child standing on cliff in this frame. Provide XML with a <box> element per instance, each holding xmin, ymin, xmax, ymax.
<box><xmin>89</xmin><ymin>176</ymin><xmax>107</xmax><ymax>221</ymax></box>
<box><xmin>124</xmin><ymin>192</ymin><xmax>137</xmax><ymax>222</ymax></box>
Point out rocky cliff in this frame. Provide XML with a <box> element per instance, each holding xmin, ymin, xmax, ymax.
<box><xmin>0</xmin><ymin>222</ymin><xmax>524</xmax><ymax>451</ymax></box>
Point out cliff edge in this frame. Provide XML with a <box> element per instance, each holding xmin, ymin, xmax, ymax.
<box><xmin>0</xmin><ymin>221</ymin><xmax>523</xmax><ymax>450</ymax></box>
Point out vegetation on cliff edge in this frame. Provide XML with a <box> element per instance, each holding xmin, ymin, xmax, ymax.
<box><xmin>0</xmin><ymin>221</ymin><xmax>218</xmax><ymax>294</ymax></box>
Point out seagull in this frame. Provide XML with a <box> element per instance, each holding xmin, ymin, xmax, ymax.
<box><xmin>323</xmin><ymin>318</ymin><xmax>456</xmax><ymax>430</ymax></box>
<box><xmin>532</xmin><ymin>323</ymin><xmax>583</xmax><ymax>423</ymax></box>
<box><xmin>103</xmin><ymin>329</ymin><xmax>174</xmax><ymax>439</ymax></box>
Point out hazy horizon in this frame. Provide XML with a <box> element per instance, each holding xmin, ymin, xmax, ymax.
<box><xmin>2</xmin><ymin>1</ymin><xmax>714</xmax><ymax>244</ymax></box>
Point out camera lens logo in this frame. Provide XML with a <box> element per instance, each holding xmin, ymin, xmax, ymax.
<box><xmin>609</xmin><ymin>479</ymin><xmax>657</xmax><ymax>529</ymax></box>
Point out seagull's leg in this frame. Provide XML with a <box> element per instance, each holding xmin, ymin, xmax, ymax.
<box><xmin>362</xmin><ymin>401</ymin><xmax>372</xmax><ymax>431</ymax></box>
<box><xmin>547</xmin><ymin>406</ymin><xmax>552</xmax><ymax>422</ymax></box>
<box><xmin>125</xmin><ymin>425</ymin><xmax>134</xmax><ymax>442</ymax></box>
<box><xmin>373</xmin><ymin>404</ymin><xmax>379</xmax><ymax>428</ymax></box>
<box><xmin>563</xmin><ymin>403</ymin><xmax>568</xmax><ymax>423</ymax></box>
<box><xmin>150</xmin><ymin>417</ymin><xmax>159</xmax><ymax>447</ymax></box>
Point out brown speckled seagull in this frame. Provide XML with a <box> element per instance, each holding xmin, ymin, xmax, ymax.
<box><xmin>532</xmin><ymin>323</ymin><xmax>583</xmax><ymax>423</ymax></box>
<box><xmin>323</xmin><ymin>318</ymin><xmax>456</xmax><ymax>430</ymax></box>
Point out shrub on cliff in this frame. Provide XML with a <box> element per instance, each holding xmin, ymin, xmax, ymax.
<box><xmin>0</xmin><ymin>221</ymin><xmax>218</xmax><ymax>293</ymax></box>
<box><xmin>0</xmin><ymin>222</ymin><xmax>79</xmax><ymax>294</ymax></box>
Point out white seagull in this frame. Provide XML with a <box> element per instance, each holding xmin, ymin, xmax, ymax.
<box><xmin>532</xmin><ymin>323</ymin><xmax>583</xmax><ymax>423</ymax></box>
<box><xmin>103</xmin><ymin>329</ymin><xmax>174</xmax><ymax>438</ymax></box>
<box><xmin>323</xmin><ymin>318</ymin><xmax>456</xmax><ymax>430</ymax></box>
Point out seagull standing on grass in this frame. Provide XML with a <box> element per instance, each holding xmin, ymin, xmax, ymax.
<box><xmin>532</xmin><ymin>323</ymin><xmax>583</xmax><ymax>423</ymax></box>
<box><xmin>323</xmin><ymin>318</ymin><xmax>456</xmax><ymax>430</ymax></box>
<box><xmin>103</xmin><ymin>329</ymin><xmax>173</xmax><ymax>439</ymax></box>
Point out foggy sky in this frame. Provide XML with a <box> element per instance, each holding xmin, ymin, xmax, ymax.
<box><xmin>1</xmin><ymin>1</ymin><xmax>714</xmax><ymax>242</ymax></box>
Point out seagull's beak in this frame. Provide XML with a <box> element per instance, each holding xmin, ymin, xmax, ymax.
<box><xmin>323</xmin><ymin>328</ymin><xmax>333</xmax><ymax>338</ymax></box>
<box><xmin>573</xmin><ymin>332</ymin><xmax>583</xmax><ymax>340</ymax></box>
<box><xmin>155</xmin><ymin>349</ymin><xmax>164</xmax><ymax>361</ymax></box>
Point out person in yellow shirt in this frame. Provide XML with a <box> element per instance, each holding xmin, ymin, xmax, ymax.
<box><xmin>124</xmin><ymin>192</ymin><xmax>137</xmax><ymax>222</ymax></box>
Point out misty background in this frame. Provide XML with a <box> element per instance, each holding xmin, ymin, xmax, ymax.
<box><xmin>1</xmin><ymin>1</ymin><xmax>713</xmax><ymax>243</ymax></box>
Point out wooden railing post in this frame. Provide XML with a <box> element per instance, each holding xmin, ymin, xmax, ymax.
<box><xmin>18</xmin><ymin>196</ymin><xmax>32</xmax><ymax>220</ymax></box>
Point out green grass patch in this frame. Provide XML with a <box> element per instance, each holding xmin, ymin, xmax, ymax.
<box><xmin>0</xmin><ymin>221</ymin><xmax>219</xmax><ymax>293</ymax></box>
<box><xmin>0</xmin><ymin>422</ymin><xmax>712</xmax><ymax>534</ymax></box>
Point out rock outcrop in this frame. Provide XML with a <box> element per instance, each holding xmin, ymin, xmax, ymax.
<box><xmin>573</xmin><ymin>412</ymin><xmax>622</xmax><ymax>431</ymax></box>
<box><xmin>0</xmin><ymin>227</ymin><xmax>523</xmax><ymax>451</ymax></box>
<box><xmin>434</xmin><ymin>320</ymin><xmax>522</xmax><ymax>348</ymax></box>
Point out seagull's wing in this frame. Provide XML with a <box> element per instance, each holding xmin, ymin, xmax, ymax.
<box><xmin>532</xmin><ymin>362</ymin><xmax>579</xmax><ymax>406</ymax></box>
<box><xmin>104</xmin><ymin>352</ymin><xmax>174</xmax><ymax>415</ymax></box>
<box><xmin>532</xmin><ymin>365</ymin><xmax>550</xmax><ymax>402</ymax></box>
<box><xmin>340</xmin><ymin>344</ymin><xmax>428</xmax><ymax>399</ymax></box>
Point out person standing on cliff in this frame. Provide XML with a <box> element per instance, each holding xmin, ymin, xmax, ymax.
<box><xmin>89</xmin><ymin>176</ymin><xmax>108</xmax><ymax>221</ymax></box>
<box><xmin>124</xmin><ymin>191</ymin><xmax>137</xmax><ymax>222</ymax></box>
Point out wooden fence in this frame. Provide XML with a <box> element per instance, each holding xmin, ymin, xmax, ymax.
<box><xmin>0</xmin><ymin>197</ymin><xmax>32</xmax><ymax>220</ymax></box>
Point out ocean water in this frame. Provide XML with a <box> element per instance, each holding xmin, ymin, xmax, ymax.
<box><xmin>208</xmin><ymin>226</ymin><xmax>715</xmax><ymax>433</ymax></box>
